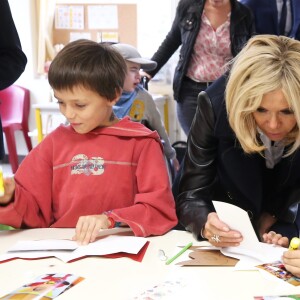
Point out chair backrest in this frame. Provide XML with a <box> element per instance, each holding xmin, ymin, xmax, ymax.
<box><xmin>0</xmin><ymin>85</ymin><xmax>30</xmax><ymax>126</ymax></box>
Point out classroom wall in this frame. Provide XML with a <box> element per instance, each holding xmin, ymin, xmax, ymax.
<box><xmin>6</xmin><ymin>0</ymin><xmax>181</xmax><ymax>156</ymax></box>
<box><xmin>8</xmin><ymin>0</ymin><xmax>52</xmax><ymax>155</ymax></box>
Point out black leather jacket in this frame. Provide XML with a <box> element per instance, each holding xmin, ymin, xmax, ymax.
<box><xmin>176</xmin><ymin>76</ymin><xmax>300</xmax><ymax>240</ymax></box>
<box><xmin>0</xmin><ymin>0</ymin><xmax>27</xmax><ymax>90</ymax></box>
<box><xmin>0</xmin><ymin>0</ymin><xmax>27</xmax><ymax>160</ymax></box>
<box><xmin>147</xmin><ymin>0</ymin><xmax>255</xmax><ymax>101</ymax></box>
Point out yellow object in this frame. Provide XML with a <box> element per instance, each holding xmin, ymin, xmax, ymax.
<box><xmin>35</xmin><ymin>108</ymin><xmax>44</xmax><ymax>143</ymax></box>
<box><xmin>129</xmin><ymin>99</ymin><xmax>145</xmax><ymax>121</ymax></box>
<box><xmin>0</xmin><ymin>167</ymin><xmax>4</xmax><ymax>196</ymax></box>
<box><xmin>289</xmin><ymin>237</ymin><xmax>300</xmax><ymax>250</ymax></box>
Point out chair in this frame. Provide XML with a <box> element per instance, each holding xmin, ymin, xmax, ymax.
<box><xmin>0</xmin><ymin>85</ymin><xmax>32</xmax><ymax>173</ymax></box>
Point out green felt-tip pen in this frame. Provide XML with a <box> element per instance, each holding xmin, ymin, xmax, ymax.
<box><xmin>165</xmin><ymin>242</ymin><xmax>193</xmax><ymax>265</ymax></box>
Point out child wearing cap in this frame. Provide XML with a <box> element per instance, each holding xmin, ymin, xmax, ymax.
<box><xmin>0</xmin><ymin>40</ymin><xmax>177</xmax><ymax>245</ymax></box>
<box><xmin>112</xmin><ymin>43</ymin><xmax>179</xmax><ymax>174</ymax></box>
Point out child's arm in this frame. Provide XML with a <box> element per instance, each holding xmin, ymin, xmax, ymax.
<box><xmin>142</xmin><ymin>91</ymin><xmax>177</xmax><ymax>161</ymax></box>
<box><xmin>106</xmin><ymin>137</ymin><xmax>177</xmax><ymax>237</ymax></box>
<box><xmin>0</xmin><ymin>136</ymin><xmax>56</xmax><ymax>228</ymax></box>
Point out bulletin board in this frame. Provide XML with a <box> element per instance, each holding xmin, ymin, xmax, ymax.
<box><xmin>52</xmin><ymin>4</ymin><xmax>137</xmax><ymax>47</ymax></box>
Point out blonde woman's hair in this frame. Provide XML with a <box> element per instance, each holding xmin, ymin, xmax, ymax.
<box><xmin>226</xmin><ymin>35</ymin><xmax>300</xmax><ymax>156</ymax></box>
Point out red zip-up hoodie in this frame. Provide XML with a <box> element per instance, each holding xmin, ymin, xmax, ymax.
<box><xmin>0</xmin><ymin>117</ymin><xmax>177</xmax><ymax>237</ymax></box>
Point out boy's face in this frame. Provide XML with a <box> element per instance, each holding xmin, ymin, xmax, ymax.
<box><xmin>123</xmin><ymin>61</ymin><xmax>141</xmax><ymax>92</ymax></box>
<box><xmin>54</xmin><ymin>86</ymin><xmax>119</xmax><ymax>134</ymax></box>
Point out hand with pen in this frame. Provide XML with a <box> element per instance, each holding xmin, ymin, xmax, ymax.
<box><xmin>282</xmin><ymin>250</ymin><xmax>300</xmax><ymax>278</ymax></box>
<box><xmin>263</xmin><ymin>231</ymin><xmax>300</xmax><ymax>277</ymax></box>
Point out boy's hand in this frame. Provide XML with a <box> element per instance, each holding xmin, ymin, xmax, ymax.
<box><xmin>262</xmin><ymin>231</ymin><xmax>289</xmax><ymax>248</ymax></box>
<box><xmin>0</xmin><ymin>177</ymin><xmax>15</xmax><ymax>205</ymax></box>
<box><xmin>73</xmin><ymin>214</ymin><xmax>112</xmax><ymax>245</ymax></box>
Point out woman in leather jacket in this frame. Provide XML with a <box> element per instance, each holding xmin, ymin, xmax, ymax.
<box><xmin>143</xmin><ymin>0</ymin><xmax>254</xmax><ymax>135</ymax></box>
<box><xmin>176</xmin><ymin>35</ymin><xmax>300</xmax><ymax>247</ymax></box>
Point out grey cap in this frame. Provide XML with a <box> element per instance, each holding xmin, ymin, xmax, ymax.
<box><xmin>112</xmin><ymin>43</ymin><xmax>157</xmax><ymax>71</ymax></box>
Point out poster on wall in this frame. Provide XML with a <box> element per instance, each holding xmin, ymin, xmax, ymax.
<box><xmin>101</xmin><ymin>32</ymin><xmax>119</xmax><ymax>43</ymax></box>
<box><xmin>87</xmin><ymin>5</ymin><xmax>118</xmax><ymax>29</ymax></box>
<box><xmin>55</xmin><ymin>5</ymin><xmax>84</xmax><ymax>30</ymax></box>
<box><xmin>70</xmin><ymin>32</ymin><xmax>92</xmax><ymax>42</ymax></box>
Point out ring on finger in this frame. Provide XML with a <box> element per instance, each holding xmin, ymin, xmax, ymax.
<box><xmin>211</xmin><ymin>234</ymin><xmax>221</xmax><ymax>243</ymax></box>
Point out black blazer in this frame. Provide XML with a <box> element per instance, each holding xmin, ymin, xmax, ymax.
<box><xmin>176</xmin><ymin>75</ymin><xmax>300</xmax><ymax>240</ymax></box>
<box><xmin>0</xmin><ymin>0</ymin><xmax>27</xmax><ymax>159</ymax></box>
<box><xmin>240</xmin><ymin>0</ymin><xmax>300</xmax><ymax>40</ymax></box>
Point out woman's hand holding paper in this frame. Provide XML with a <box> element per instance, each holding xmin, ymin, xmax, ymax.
<box><xmin>202</xmin><ymin>212</ymin><xmax>243</xmax><ymax>247</ymax></box>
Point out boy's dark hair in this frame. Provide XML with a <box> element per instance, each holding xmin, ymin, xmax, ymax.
<box><xmin>48</xmin><ymin>39</ymin><xmax>127</xmax><ymax>101</ymax></box>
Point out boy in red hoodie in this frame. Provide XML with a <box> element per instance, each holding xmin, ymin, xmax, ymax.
<box><xmin>0</xmin><ymin>40</ymin><xmax>177</xmax><ymax>245</ymax></box>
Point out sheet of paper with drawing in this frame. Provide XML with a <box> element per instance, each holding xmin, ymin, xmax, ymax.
<box><xmin>212</xmin><ymin>201</ymin><xmax>286</xmax><ymax>266</ymax></box>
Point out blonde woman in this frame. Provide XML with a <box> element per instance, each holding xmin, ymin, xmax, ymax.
<box><xmin>176</xmin><ymin>35</ymin><xmax>300</xmax><ymax>248</ymax></box>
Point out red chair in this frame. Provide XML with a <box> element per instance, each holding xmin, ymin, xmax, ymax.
<box><xmin>0</xmin><ymin>85</ymin><xmax>32</xmax><ymax>173</ymax></box>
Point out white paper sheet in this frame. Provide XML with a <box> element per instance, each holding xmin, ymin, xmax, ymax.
<box><xmin>212</xmin><ymin>201</ymin><xmax>286</xmax><ymax>266</ymax></box>
<box><xmin>2</xmin><ymin>234</ymin><xmax>147</xmax><ymax>263</ymax></box>
<box><xmin>212</xmin><ymin>200</ymin><xmax>259</xmax><ymax>250</ymax></box>
<box><xmin>8</xmin><ymin>239</ymin><xmax>77</xmax><ymax>251</ymax></box>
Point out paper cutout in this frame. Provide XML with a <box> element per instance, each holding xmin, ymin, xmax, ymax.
<box><xmin>177</xmin><ymin>247</ymin><xmax>239</xmax><ymax>266</ymax></box>
<box><xmin>0</xmin><ymin>234</ymin><xmax>149</xmax><ymax>264</ymax></box>
<box><xmin>70</xmin><ymin>241</ymin><xmax>150</xmax><ymax>263</ymax></box>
